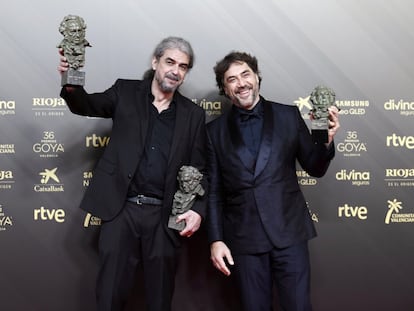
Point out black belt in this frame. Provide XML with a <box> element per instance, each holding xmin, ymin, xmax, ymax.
<box><xmin>126</xmin><ymin>195</ymin><xmax>163</xmax><ymax>206</ymax></box>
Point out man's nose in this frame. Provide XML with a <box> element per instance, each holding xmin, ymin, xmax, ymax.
<box><xmin>237</xmin><ymin>78</ymin><xmax>247</xmax><ymax>88</ymax></box>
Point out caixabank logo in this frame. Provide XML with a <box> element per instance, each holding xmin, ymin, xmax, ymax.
<box><xmin>384</xmin><ymin>99</ymin><xmax>414</xmax><ymax>116</ymax></box>
<box><xmin>336</xmin><ymin>131</ymin><xmax>367</xmax><ymax>157</ymax></box>
<box><xmin>0</xmin><ymin>204</ymin><xmax>13</xmax><ymax>231</ymax></box>
<box><xmin>0</xmin><ymin>100</ymin><xmax>16</xmax><ymax>116</ymax></box>
<box><xmin>33</xmin><ymin>168</ymin><xmax>64</xmax><ymax>192</ymax></box>
<box><xmin>385</xmin><ymin>168</ymin><xmax>414</xmax><ymax>187</ymax></box>
<box><xmin>0</xmin><ymin>170</ymin><xmax>14</xmax><ymax>190</ymax></box>
<box><xmin>385</xmin><ymin>199</ymin><xmax>414</xmax><ymax>224</ymax></box>
<box><xmin>294</xmin><ymin>96</ymin><xmax>312</xmax><ymax>120</ymax></box>
<box><xmin>32</xmin><ymin>131</ymin><xmax>64</xmax><ymax>158</ymax></box>
<box><xmin>32</xmin><ymin>97</ymin><xmax>66</xmax><ymax>117</ymax></box>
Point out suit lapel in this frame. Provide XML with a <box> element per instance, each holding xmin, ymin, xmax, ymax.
<box><xmin>254</xmin><ymin>101</ymin><xmax>274</xmax><ymax>178</ymax></box>
<box><xmin>168</xmin><ymin>93</ymin><xmax>187</xmax><ymax>166</ymax></box>
<box><xmin>134</xmin><ymin>82</ymin><xmax>150</xmax><ymax>147</ymax></box>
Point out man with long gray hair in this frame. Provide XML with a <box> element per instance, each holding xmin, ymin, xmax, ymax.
<box><xmin>58</xmin><ymin>36</ymin><xmax>207</xmax><ymax>311</ymax></box>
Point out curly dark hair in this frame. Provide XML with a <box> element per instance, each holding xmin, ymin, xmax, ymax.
<box><xmin>214</xmin><ymin>51</ymin><xmax>262</xmax><ymax>96</ymax></box>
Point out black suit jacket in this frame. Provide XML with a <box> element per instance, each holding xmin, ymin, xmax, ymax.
<box><xmin>207</xmin><ymin>98</ymin><xmax>334</xmax><ymax>253</ymax></box>
<box><xmin>61</xmin><ymin>79</ymin><xmax>207</xmax><ymax>245</ymax></box>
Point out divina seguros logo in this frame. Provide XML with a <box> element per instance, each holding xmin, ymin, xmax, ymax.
<box><xmin>193</xmin><ymin>98</ymin><xmax>222</xmax><ymax>117</ymax></box>
<box><xmin>335</xmin><ymin>169</ymin><xmax>370</xmax><ymax>186</ymax></box>
<box><xmin>384</xmin><ymin>99</ymin><xmax>414</xmax><ymax>116</ymax></box>
<box><xmin>0</xmin><ymin>100</ymin><xmax>16</xmax><ymax>116</ymax></box>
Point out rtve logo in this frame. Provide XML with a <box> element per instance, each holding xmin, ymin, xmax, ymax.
<box><xmin>85</xmin><ymin>134</ymin><xmax>110</xmax><ymax>148</ymax></box>
<box><xmin>34</xmin><ymin>206</ymin><xmax>65</xmax><ymax>223</ymax></box>
<box><xmin>386</xmin><ymin>134</ymin><xmax>414</xmax><ymax>149</ymax></box>
<box><xmin>338</xmin><ymin>204</ymin><xmax>368</xmax><ymax>220</ymax></box>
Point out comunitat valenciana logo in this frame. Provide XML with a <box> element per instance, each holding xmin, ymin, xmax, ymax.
<box><xmin>83</xmin><ymin>213</ymin><xmax>101</xmax><ymax>227</ymax></box>
<box><xmin>0</xmin><ymin>144</ymin><xmax>15</xmax><ymax>154</ymax></box>
<box><xmin>385</xmin><ymin>199</ymin><xmax>414</xmax><ymax>224</ymax></box>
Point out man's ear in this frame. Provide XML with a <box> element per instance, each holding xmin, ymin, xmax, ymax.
<box><xmin>151</xmin><ymin>57</ymin><xmax>158</xmax><ymax>70</ymax></box>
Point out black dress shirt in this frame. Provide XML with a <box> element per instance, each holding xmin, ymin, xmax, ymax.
<box><xmin>234</xmin><ymin>99</ymin><xmax>264</xmax><ymax>159</ymax></box>
<box><xmin>128</xmin><ymin>93</ymin><xmax>176</xmax><ymax>199</ymax></box>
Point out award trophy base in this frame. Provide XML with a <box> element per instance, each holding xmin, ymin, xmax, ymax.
<box><xmin>311</xmin><ymin>119</ymin><xmax>329</xmax><ymax>143</ymax></box>
<box><xmin>168</xmin><ymin>215</ymin><xmax>185</xmax><ymax>231</ymax></box>
<box><xmin>61</xmin><ymin>68</ymin><xmax>85</xmax><ymax>86</ymax></box>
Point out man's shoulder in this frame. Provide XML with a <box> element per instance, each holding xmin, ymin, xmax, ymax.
<box><xmin>263</xmin><ymin>98</ymin><xmax>298</xmax><ymax>112</ymax></box>
<box><xmin>113</xmin><ymin>78</ymin><xmax>143</xmax><ymax>87</ymax></box>
<box><xmin>175</xmin><ymin>92</ymin><xmax>205</xmax><ymax>114</ymax></box>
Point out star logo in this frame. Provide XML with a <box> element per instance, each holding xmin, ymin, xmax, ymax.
<box><xmin>294</xmin><ymin>96</ymin><xmax>312</xmax><ymax>111</ymax></box>
<box><xmin>39</xmin><ymin>168</ymin><xmax>60</xmax><ymax>184</ymax></box>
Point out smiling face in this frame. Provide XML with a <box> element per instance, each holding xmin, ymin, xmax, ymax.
<box><xmin>152</xmin><ymin>48</ymin><xmax>190</xmax><ymax>93</ymax></box>
<box><xmin>223</xmin><ymin>61</ymin><xmax>260</xmax><ymax>110</ymax></box>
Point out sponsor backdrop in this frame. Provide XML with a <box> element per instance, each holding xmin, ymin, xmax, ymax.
<box><xmin>1</xmin><ymin>1</ymin><xmax>413</xmax><ymax>310</ymax></box>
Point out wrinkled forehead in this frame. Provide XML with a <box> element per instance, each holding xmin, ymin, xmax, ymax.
<box><xmin>224</xmin><ymin>61</ymin><xmax>252</xmax><ymax>77</ymax></box>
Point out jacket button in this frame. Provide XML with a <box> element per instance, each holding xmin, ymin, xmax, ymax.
<box><xmin>128</xmin><ymin>174</ymin><xmax>132</xmax><ymax>179</ymax></box>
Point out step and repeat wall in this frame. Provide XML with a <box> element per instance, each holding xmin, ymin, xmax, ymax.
<box><xmin>1</xmin><ymin>1</ymin><xmax>413</xmax><ymax>310</ymax></box>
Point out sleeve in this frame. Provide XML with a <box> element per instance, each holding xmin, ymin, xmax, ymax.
<box><xmin>206</xmin><ymin>129</ymin><xmax>224</xmax><ymax>244</ymax></box>
<box><xmin>60</xmin><ymin>80</ymin><xmax>121</xmax><ymax>118</ymax></box>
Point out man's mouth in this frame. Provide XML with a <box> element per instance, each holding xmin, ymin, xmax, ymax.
<box><xmin>166</xmin><ymin>73</ymin><xmax>179</xmax><ymax>82</ymax></box>
<box><xmin>237</xmin><ymin>88</ymin><xmax>250</xmax><ymax>97</ymax></box>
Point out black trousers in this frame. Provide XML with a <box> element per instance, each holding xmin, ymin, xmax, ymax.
<box><xmin>96</xmin><ymin>201</ymin><xmax>178</xmax><ymax>311</ymax></box>
<box><xmin>232</xmin><ymin>241</ymin><xmax>312</xmax><ymax>311</ymax></box>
